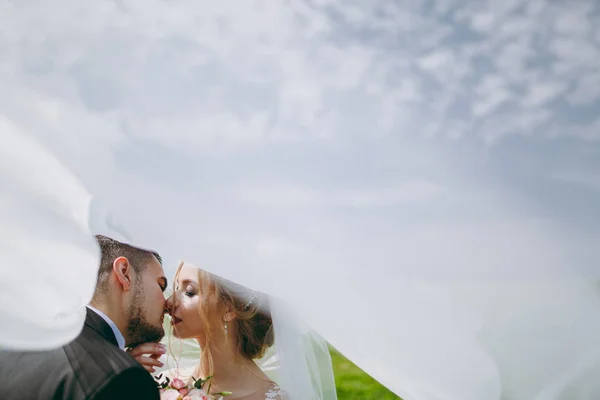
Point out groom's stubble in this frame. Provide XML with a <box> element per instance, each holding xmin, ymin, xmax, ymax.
<box><xmin>126</xmin><ymin>278</ymin><xmax>165</xmax><ymax>347</ymax></box>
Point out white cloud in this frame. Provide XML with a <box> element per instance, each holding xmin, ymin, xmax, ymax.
<box><xmin>567</xmin><ymin>72</ymin><xmax>600</xmax><ymax>105</ymax></box>
<box><xmin>469</xmin><ymin>11</ymin><xmax>496</xmax><ymax>33</ymax></box>
<box><xmin>554</xmin><ymin>3</ymin><xmax>594</xmax><ymax>36</ymax></box>
<box><xmin>522</xmin><ymin>80</ymin><xmax>567</xmax><ymax>107</ymax></box>
<box><xmin>497</xmin><ymin>16</ymin><xmax>532</xmax><ymax>37</ymax></box>
<box><xmin>549</xmin><ymin>38</ymin><xmax>599</xmax><ymax>71</ymax></box>
<box><xmin>2</xmin><ymin>0</ymin><xmax>598</xmax><ymax>148</ymax></box>
<box><xmin>236</xmin><ymin>180</ymin><xmax>441</xmax><ymax>209</ymax></box>
<box><xmin>419</xmin><ymin>49</ymin><xmax>453</xmax><ymax>71</ymax></box>
<box><xmin>472</xmin><ymin>75</ymin><xmax>512</xmax><ymax>117</ymax></box>
<box><xmin>472</xmin><ymin>90</ymin><xmax>511</xmax><ymax>117</ymax></box>
<box><xmin>418</xmin><ymin>49</ymin><xmax>471</xmax><ymax>86</ymax></box>
<box><xmin>432</xmin><ymin>0</ymin><xmax>454</xmax><ymax>16</ymax></box>
<box><xmin>524</xmin><ymin>0</ymin><xmax>548</xmax><ymax>18</ymax></box>
<box><xmin>493</xmin><ymin>35</ymin><xmax>534</xmax><ymax>84</ymax></box>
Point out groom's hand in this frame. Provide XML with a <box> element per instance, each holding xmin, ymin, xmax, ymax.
<box><xmin>127</xmin><ymin>343</ymin><xmax>166</xmax><ymax>373</ymax></box>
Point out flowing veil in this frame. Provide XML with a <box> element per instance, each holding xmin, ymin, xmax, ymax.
<box><xmin>155</xmin><ymin>267</ymin><xmax>337</xmax><ymax>400</ymax></box>
<box><xmin>3</xmin><ymin>1</ymin><xmax>600</xmax><ymax>399</ymax></box>
<box><xmin>267</xmin><ymin>298</ymin><xmax>337</xmax><ymax>400</ymax></box>
<box><xmin>0</xmin><ymin>118</ymin><xmax>98</xmax><ymax>350</ymax></box>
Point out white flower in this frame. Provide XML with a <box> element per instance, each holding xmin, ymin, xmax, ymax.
<box><xmin>160</xmin><ymin>388</ymin><xmax>183</xmax><ymax>400</ymax></box>
<box><xmin>182</xmin><ymin>388</ymin><xmax>210</xmax><ymax>400</ymax></box>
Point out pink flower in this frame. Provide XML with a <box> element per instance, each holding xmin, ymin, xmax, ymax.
<box><xmin>179</xmin><ymin>388</ymin><xmax>190</xmax><ymax>397</ymax></box>
<box><xmin>182</xmin><ymin>388</ymin><xmax>210</xmax><ymax>400</ymax></box>
<box><xmin>171</xmin><ymin>378</ymin><xmax>187</xmax><ymax>390</ymax></box>
<box><xmin>160</xmin><ymin>388</ymin><xmax>182</xmax><ymax>400</ymax></box>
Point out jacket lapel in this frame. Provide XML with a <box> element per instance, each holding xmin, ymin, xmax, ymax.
<box><xmin>84</xmin><ymin>307</ymin><xmax>119</xmax><ymax>347</ymax></box>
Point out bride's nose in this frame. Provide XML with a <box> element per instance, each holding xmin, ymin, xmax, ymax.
<box><xmin>165</xmin><ymin>291</ymin><xmax>180</xmax><ymax>313</ymax></box>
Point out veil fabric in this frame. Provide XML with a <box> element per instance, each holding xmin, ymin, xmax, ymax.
<box><xmin>0</xmin><ymin>120</ymin><xmax>99</xmax><ymax>350</ymax></box>
<box><xmin>261</xmin><ymin>297</ymin><xmax>337</xmax><ymax>400</ymax></box>
<box><xmin>3</xmin><ymin>1</ymin><xmax>600</xmax><ymax>399</ymax></box>
<box><xmin>155</xmin><ymin>290</ymin><xmax>336</xmax><ymax>400</ymax></box>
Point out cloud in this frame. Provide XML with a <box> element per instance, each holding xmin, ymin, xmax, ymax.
<box><xmin>236</xmin><ymin>180</ymin><xmax>441</xmax><ymax>209</ymax></box>
<box><xmin>554</xmin><ymin>3</ymin><xmax>594</xmax><ymax>36</ymax></box>
<box><xmin>567</xmin><ymin>71</ymin><xmax>600</xmax><ymax>105</ymax></box>
<box><xmin>472</xmin><ymin>75</ymin><xmax>512</xmax><ymax>117</ymax></box>
<box><xmin>469</xmin><ymin>11</ymin><xmax>497</xmax><ymax>33</ymax></box>
<box><xmin>522</xmin><ymin>80</ymin><xmax>567</xmax><ymax>107</ymax></box>
<box><xmin>3</xmin><ymin>0</ymin><xmax>599</xmax><ymax>148</ymax></box>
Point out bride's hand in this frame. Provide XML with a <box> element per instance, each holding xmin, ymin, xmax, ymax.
<box><xmin>127</xmin><ymin>343</ymin><xmax>166</xmax><ymax>373</ymax></box>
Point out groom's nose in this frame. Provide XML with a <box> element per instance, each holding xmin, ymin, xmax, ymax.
<box><xmin>164</xmin><ymin>295</ymin><xmax>173</xmax><ymax>313</ymax></box>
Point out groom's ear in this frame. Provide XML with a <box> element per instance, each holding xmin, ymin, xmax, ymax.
<box><xmin>113</xmin><ymin>256</ymin><xmax>133</xmax><ymax>292</ymax></box>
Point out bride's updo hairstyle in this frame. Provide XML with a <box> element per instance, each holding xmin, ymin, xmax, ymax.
<box><xmin>206</xmin><ymin>268</ymin><xmax>274</xmax><ymax>359</ymax></box>
<box><xmin>172</xmin><ymin>263</ymin><xmax>274</xmax><ymax>375</ymax></box>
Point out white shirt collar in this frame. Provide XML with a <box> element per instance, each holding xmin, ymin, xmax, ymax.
<box><xmin>86</xmin><ymin>305</ymin><xmax>126</xmax><ymax>350</ymax></box>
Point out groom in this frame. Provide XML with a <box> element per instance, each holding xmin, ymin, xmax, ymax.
<box><xmin>0</xmin><ymin>235</ymin><xmax>168</xmax><ymax>399</ymax></box>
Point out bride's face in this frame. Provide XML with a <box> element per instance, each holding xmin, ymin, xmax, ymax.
<box><xmin>166</xmin><ymin>264</ymin><xmax>214</xmax><ymax>340</ymax></box>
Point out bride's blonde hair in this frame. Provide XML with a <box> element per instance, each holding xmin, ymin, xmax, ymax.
<box><xmin>171</xmin><ymin>262</ymin><xmax>274</xmax><ymax>378</ymax></box>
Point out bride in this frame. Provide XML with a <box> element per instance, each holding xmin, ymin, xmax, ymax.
<box><xmin>131</xmin><ymin>261</ymin><xmax>335</xmax><ymax>399</ymax></box>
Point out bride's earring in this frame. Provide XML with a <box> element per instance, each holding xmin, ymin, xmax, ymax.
<box><xmin>224</xmin><ymin>321</ymin><xmax>228</xmax><ymax>337</ymax></box>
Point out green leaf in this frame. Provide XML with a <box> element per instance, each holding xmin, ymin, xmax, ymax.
<box><xmin>154</xmin><ymin>373</ymin><xmax>170</xmax><ymax>389</ymax></box>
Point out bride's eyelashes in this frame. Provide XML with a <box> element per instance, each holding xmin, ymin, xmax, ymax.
<box><xmin>185</xmin><ymin>286</ymin><xmax>196</xmax><ymax>297</ymax></box>
<box><xmin>175</xmin><ymin>280</ymin><xmax>197</xmax><ymax>297</ymax></box>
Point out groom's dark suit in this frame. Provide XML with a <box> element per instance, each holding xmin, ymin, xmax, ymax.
<box><xmin>0</xmin><ymin>308</ymin><xmax>160</xmax><ymax>400</ymax></box>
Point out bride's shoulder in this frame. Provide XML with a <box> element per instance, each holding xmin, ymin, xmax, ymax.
<box><xmin>264</xmin><ymin>383</ymin><xmax>287</xmax><ymax>400</ymax></box>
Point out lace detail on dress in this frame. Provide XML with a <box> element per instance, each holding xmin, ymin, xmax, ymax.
<box><xmin>264</xmin><ymin>384</ymin><xmax>286</xmax><ymax>400</ymax></box>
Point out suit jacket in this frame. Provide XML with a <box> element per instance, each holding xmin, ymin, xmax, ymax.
<box><xmin>0</xmin><ymin>308</ymin><xmax>160</xmax><ymax>400</ymax></box>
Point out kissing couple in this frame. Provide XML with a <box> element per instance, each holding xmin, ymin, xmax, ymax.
<box><xmin>0</xmin><ymin>235</ymin><xmax>330</xmax><ymax>399</ymax></box>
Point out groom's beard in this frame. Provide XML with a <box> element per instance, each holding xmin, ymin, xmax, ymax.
<box><xmin>126</xmin><ymin>285</ymin><xmax>164</xmax><ymax>347</ymax></box>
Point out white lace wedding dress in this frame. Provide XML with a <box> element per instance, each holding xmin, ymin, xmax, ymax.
<box><xmin>160</xmin><ymin>365</ymin><xmax>286</xmax><ymax>400</ymax></box>
<box><xmin>262</xmin><ymin>384</ymin><xmax>285</xmax><ymax>400</ymax></box>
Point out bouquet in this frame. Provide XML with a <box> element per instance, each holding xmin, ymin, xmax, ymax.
<box><xmin>156</xmin><ymin>374</ymin><xmax>232</xmax><ymax>400</ymax></box>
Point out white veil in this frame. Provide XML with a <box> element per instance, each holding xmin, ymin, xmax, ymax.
<box><xmin>0</xmin><ymin>119</ymin><xmax>98</xmax><ymax>350</ymax></box>
<box><xmin>3</xmin><ymin>1</ymin><xmax>600</xmax><ymax>399</ymax></box>
<box><xmin>155</xmin><ymin>265</ymin><xmax>336</xmax><ymax>400</ymax></box>
<box><xmin>267</xmin><ymin>299</ymin><xmax>337</xmax><ymax>400</ymax></box>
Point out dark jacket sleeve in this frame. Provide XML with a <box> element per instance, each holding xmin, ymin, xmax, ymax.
<box><xmin>92</xmin><ymin>367</ymin><xmax>160</xmax><ymax>400</ymax></box>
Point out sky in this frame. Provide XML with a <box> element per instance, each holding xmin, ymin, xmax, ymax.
<box><xmin>2</xmin><ymin>0</ymin><xmax>599</xmax><ymax>278</ymax></box>
<box><xmin>2</xmin><ymin>1</ymin><xmax>600</xmax><ymax>398</ymax></box>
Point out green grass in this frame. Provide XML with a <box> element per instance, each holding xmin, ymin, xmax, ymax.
<box><xmin>330</xmin><ymin>348</ymin><xmax>401</xmax><ymax>400</ymax></box>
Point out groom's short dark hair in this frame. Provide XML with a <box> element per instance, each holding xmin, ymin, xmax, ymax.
<box><xmin>92</xmin><ymin>235</ymin><xmax>162</xmax><ymax>301</ymax></box>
